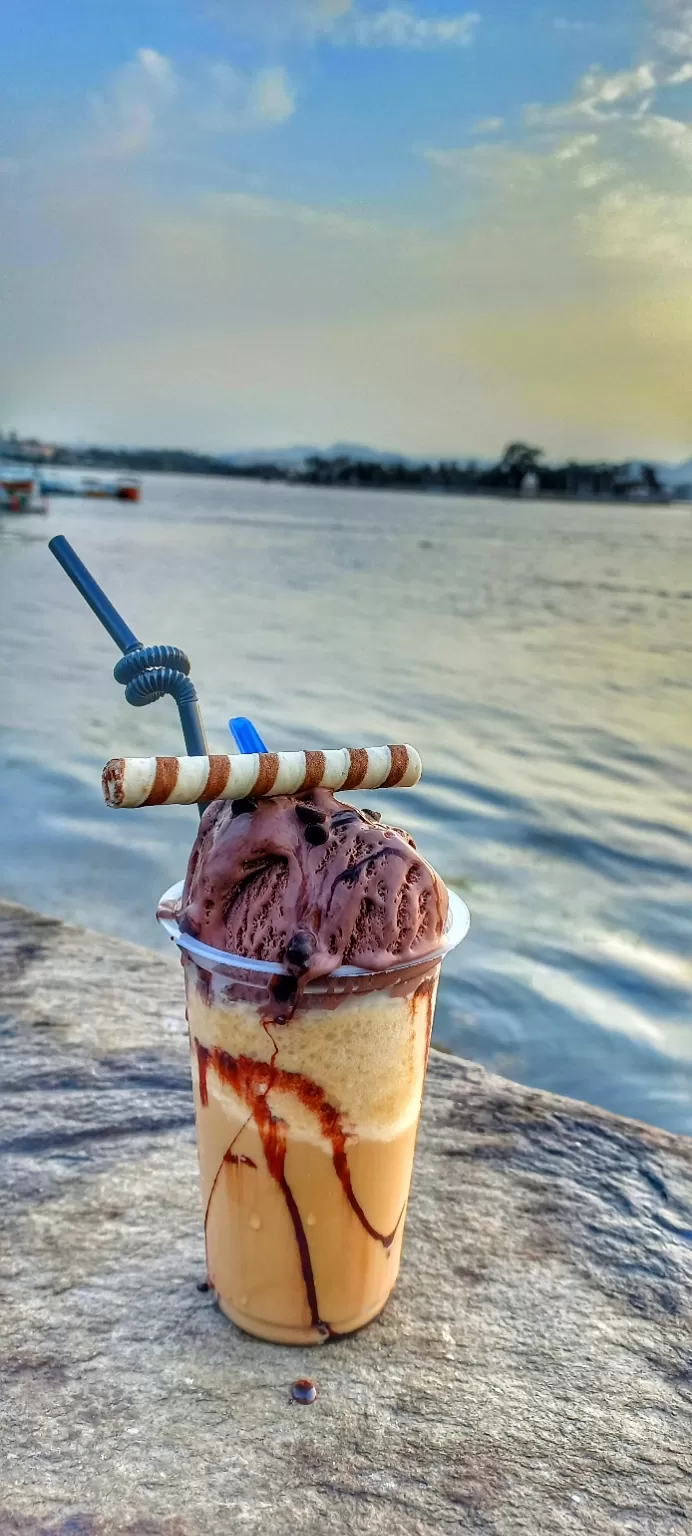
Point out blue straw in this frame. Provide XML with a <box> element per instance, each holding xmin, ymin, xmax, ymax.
<box><xmin>229</xmin><ymin>716</ymin><xmax>268</xmax><ymax>754</ymax></box>
<box><xmin>49</xmin><ymin>536</ymin><xmax>140</xmax><ymax>652</ymax></box>
<box><xmin>49</xmin><ymin>535</ymin><xmax>209</xmax><ymax>812</ymax></box>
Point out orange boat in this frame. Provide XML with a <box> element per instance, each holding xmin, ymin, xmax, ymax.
<box><xmin>116</xmin><ymin>479</ymin><xmax>141</xmax><ymax>502</ymax></box>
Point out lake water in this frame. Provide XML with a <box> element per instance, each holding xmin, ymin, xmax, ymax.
<box><xmin>1</xmin><ymin>475</ymin><xmax>690</xmax><ymax>1132</ymax></box>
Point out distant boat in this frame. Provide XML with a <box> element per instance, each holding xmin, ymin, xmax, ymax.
<box><xmin>115</xmin><ymin>478</ymin><xmax>141</xmax><ymax>502</ymax></box>
<box><xmin>80</xmin><ymin>475</ymin><xmax>141</xmax><ymax>501</ymax></box>
<box><xmin>0</xmin><ymin>467</ymin><xmax>48</xmax><ymax>515</ymax></box>
<box><xmin>40</xmin><ymin>473</ymin><xmax>142</xmax><ymax>502</ymax></box>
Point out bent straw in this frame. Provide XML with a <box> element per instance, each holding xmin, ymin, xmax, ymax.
<box><xmin>50</xmin><ymin>535</ymin><xmax>209</xmax><ymax>814</ymax></box>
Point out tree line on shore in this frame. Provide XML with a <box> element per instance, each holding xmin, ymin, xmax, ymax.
<box><xmin>297</xmin><ymin>444</ymin><xmax>668</xmax><ymax>500</ymax></box>
<box><xmin>1</xmin><ymin>434</ymin><xmax>673</xmax><ymax>501</ymax></box>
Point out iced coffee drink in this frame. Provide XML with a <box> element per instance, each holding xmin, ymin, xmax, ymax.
<box><xmin>160</xmin><ymin>788</ymin><xmax>466</xmax><ymax>1345</ymax></box>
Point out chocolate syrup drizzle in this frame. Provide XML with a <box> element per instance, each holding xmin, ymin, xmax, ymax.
<box><xmin>194</xmin><ymin>996</ymin><xmax>436</xmax><ymax>1335</ymax></box>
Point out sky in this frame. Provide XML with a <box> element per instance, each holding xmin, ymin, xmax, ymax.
<box><xmin>2</xmin><ymin>0</ymin><xmax>692</xmax><ymax>460</ymax></box>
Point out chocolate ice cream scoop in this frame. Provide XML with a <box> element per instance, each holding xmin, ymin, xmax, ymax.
<box><xmin>178</xmin><ymin>788</ymin><xmax>448</xmax><ymax>1014</ymax></box>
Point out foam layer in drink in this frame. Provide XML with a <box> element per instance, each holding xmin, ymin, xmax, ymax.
<box><xmin>187</xmin><ymin>961</ymin><xmax>439</xmax><ymax>1344</ymax></box>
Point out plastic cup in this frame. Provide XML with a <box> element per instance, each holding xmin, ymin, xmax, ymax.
<box><xmin>158</xmin><ymin>881</ymin><xmax>470</xmax><ymax>1345</ymax></box>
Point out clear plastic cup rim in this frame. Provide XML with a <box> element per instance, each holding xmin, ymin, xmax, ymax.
<box><xmin>157</xmin><ymin>879</ymin><xmax>470</xmax><ymax>978</ymax></box>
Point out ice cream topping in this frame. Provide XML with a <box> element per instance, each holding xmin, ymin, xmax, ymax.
<box><xmin>178</xmin><ymin>788</ymin><xmax>448</xmax><ymax>1013</ymax></box>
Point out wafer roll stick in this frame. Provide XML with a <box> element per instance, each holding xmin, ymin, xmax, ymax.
<box><xmin>102</xmin><ymin>745</ymin><xmax>422</xmax><ymax>808</ymax></box>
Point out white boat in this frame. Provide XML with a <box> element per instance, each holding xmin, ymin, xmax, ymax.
<box><xmin>39</xmin><ymin>472</ymin><xmax>141</xmax><ymax>502</ymax></box>
<box><xmin>0</xmin><ymin>465</ymin><xmax>48</xmax><ymax>515</ymax></box>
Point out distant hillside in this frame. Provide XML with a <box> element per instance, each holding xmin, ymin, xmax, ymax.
<box><xmin>220</xmin><ymin>442</ymin><xmax>425</xmax><ymax>469</ymax></box>
<box><xmin>220</xmin><ymin>445</ymin><xmax>320</xmax><ymax>468</ymax></box>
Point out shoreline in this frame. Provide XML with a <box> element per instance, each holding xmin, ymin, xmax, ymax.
<box><xmin>35</xmin><ymin>462</ymin><xmax>684</xmax><ymax>507</ymax></box>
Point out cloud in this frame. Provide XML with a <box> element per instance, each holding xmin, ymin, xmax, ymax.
<box><xmin>204</xmin><ymin>62</ymin><xmax>296</xmax><ymax>129</ymax></box>
<box><xmin>640</xmin><ymin>110</ymin><xmax>692</xmax><ymax>165</ymax></box>
<box><xmin>583</xmin><ymin>63</ymin><xmax>658</xmax><ymax>106</ymax></box>
<box><xmin>422</xmin><ymin>142</ymin><xmax>544</xmax><ymax>188</ymax></box>
<box><xmin>217</xmin><ymin>0</ymin><xmax>353</xmax><ymax>37</ymax></box>
<box><xmin>526</xmin><ymin>63</ymin><xmax>658</xmax><ymax>127</ymax></box>
<box><xmin>553</xmin><ymin>132</ymin><xmax>600</xmax><ymax>162</ymax></box>
<box><xmin>207</xmin><ymin>190</ymin><xmax>380</xmax><ymax>241</ymax></box>
<box><xmin>424</xmin><ymin>121</ymin><xmax>628</xmax><ymax>215</ymax></box>
<box><xmin>300</xmin><ymin>0</ymin><xmax>354</xmax><ymax>33</ymax></box>
<box><xmin>579</xmin><ymin>183</ymin><xmax>692</xmax><ymax>272</ymax></box>
<box><xmin>90</xmin><ymin>47</ymin><xmax>177</xmax><ymax>157</ymax></box>
<box><xmin>307</xmin><ymin>0</ymin><xmax>353</xmax><ymax>22</ymax></box>
<box><xmin>575</xmin><ymin>161</ymin><xmax>617</xmax><ymax>188</ymax></box>
<box><xmin>530</xmin><ymin>8</ymin><xmax>692</xmax><ymax>133</ymax></box>
<box><xmin>88</xmin><ymin>50</ymin><xmax>296</xmax><ymax>156</ymax></box>
<box><xmin>652</xmin><ymin>0</ymin><xmax>692</xmax><ymax>58</ymax></box>
<box><xmin>137</xmin><ymin>47</ymin><xmax>176</xmax><ymax>88</ymax></box>
<box><xmin>250</xmin><ymin>67</ymin><xmax>296</xmax><ymax>124</ymax></box>
<box><xmin>473</xmin><ymin>116</ymin><xmax>504</xmax><ymax>135</ymax></box>
<box><xmin>348</xmin><ymin>8</ymin><xmax>479</xmax><ymax>47</ymax></box>
<box><xmin>553</xmin><ymin>16</ymin><xmax>599</xmax><ymax>31</ymax></box>
<box><xmin>210</xmin><ymin>0</ymin><xmax>478</xmax><ymax>47</ymax></box>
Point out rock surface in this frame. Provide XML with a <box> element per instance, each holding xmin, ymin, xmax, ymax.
<box><xmin>1</xmin><ymin>898</ymin><xmax>691</xmax><ymax>1536</ymax></box>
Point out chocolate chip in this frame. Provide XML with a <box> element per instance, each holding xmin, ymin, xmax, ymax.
<box><xmin>232</xmin><ymin>797</ymin><xmax>257</xmax><ymax>817</ymax></box>
<box><xmin>305</xmin><ymin>823</ymin><xmax>329</xmax><ymax>846</ymax></box>
<box><xmin>291</xmin><ymin>1378</ymin><xmax>317</xmax><ymax>1404</ymax></box>
<box><xmin>286</xmin><ymin>930</ymin><xmax>316</xmax><ymax>971</ymax></box>
<box><xmin>363</xmin><ymin>808</ymin><xmax>382</xmax><ymax>821</ymax></box>
<box><xmin>197</xmin><ymin>1280</ymin><xmax>211</xmax><ymax>1293</ymax></box>
<box><xmin>271</xmin><ymin>973</ymin><xmax>298</xmax><ymax>1005</ymax></box>
<box><xmin>296</xmin><ymin>804</ymin><xmax>326</xmax><ymax>825</ymax></box>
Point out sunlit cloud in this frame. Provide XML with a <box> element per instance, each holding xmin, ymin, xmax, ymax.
<box><xmin>579</xmin><ymin>184</ymin><xmax>692</xmax><ymax>273</ymax></box>
<box><xmin>526</xmin><ymin>63</ymin><xmax>658</xmax><ymax>126</ymax></box>
<box><xmin>553</xmin><ymin>132</ymin><xmax>599</xmax><ymax>162</ymax></box>
<box><xmin>575</xmin><ymin>161</ymin><xmax>617</xmax><ymax>188</ymax></box>
<box><xmin>640</xmin><ymin>110</ymin><xmax>692</xmax><ymax>165</ymax></box>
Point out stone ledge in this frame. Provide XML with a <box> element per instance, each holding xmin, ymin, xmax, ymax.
<box><xmin>1</xmin><ymin>899</ymin><xmax>691</xmax><ymax>1536</ymax></box>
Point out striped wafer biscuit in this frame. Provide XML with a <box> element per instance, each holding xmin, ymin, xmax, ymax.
<box><xmin>102</xmin><ymin>745</ymin><xmax>422</xmax><ymax>808</ymax></box>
